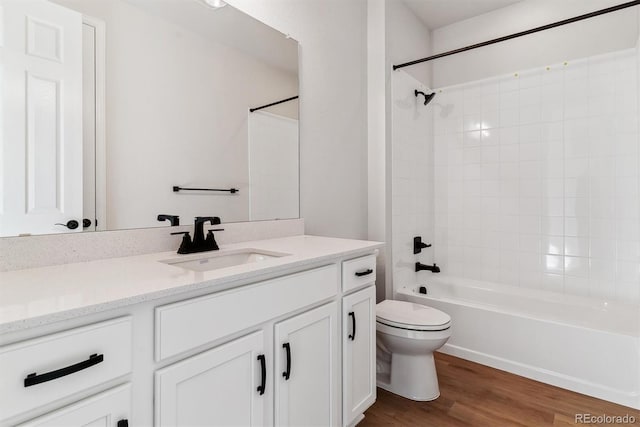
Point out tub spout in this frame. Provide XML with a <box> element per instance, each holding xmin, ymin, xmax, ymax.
<box><xmin>416</xmin><ymin>262</ymin><xmax>440</xmax><ymax>273</ymax></box>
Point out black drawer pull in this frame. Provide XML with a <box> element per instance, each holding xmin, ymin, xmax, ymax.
<box><xmin>24</xmin><ymin>353</ymin><xmax>104</xmax><ymax>387</ymax></box>
<box><xmin>257</xmin><ymin>354</ymin><xmax>266</xmax><ymax>395</ymax></box>
<box><xmin>117</xmin><ymin>420</ymin><xmax>129</xmax><ymax>427</ymax></box>
<box><xmin>348</xmin><ymin>311</ymin><xmax>356</xmax><ymax>341</ymax></box>
<box><xmin>282</xmin><ymin>343</ymin><xmax>291</xmax><ymax>380</ymax></box>
<box><xmin>355</xmin><ymin>269</ymin><xmax>373</xmax><ymax>277</ymax></box>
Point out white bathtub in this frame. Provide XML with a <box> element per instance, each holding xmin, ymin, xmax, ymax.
<box><xmin>396</xmin><ymin>277</ymin><xmax>640</xmax><ymax>409</ymax></box>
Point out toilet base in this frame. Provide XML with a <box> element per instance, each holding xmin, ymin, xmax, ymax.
<box><xmin>376</xmin><ymin>352</ymin><xmax>441</xmax><ymax>401</ymax></box>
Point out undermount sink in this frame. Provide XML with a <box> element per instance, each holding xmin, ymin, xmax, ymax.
<box><xmin>160</xmin><ymin>249</ymin><xmax>290</xmax><ymax>272</ymax></box>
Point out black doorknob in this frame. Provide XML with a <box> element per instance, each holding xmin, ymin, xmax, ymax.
<box><xmin>55</xmin><ymin>220</ymin><xmax>79</xmax><ymax>230</ymax></box>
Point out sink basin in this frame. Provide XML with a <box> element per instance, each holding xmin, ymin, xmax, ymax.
<box><xmin>160</xmin><ymin>249</ymin><xmax>290</xmax><ymax>272</ymax></box>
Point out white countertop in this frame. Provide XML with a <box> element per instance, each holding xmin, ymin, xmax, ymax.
<box><xmin>0</xmin><ymin>235</ymin><xmax>382</xmax><ymax>333</ymax></box>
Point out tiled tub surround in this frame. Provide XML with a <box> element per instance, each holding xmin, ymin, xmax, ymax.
<box><xmin>391</xmin><ymin>71</ymin><xmax>435</xmax><ymax>289</ymax></box>
<box><xmin>433</xmin><ymin>48</ymin><xmax>640</xmax><ymax>304</ymax></box>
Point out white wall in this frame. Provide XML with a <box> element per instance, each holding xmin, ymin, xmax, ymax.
<box><xmin>228</xmin><ymin>0</ymin><xmax>369</xmax><ymax>239</ymax></box>
<box><xmin>432</xmin><ymin>0</ymin><xmax>640</xmax><ymax>87</ymax></box>
<box><xmin>367</xmin><ymin>0</ymin><xmax>388</xmax><ymax>302</ymax></box>
<box><xmin>433</xmin><ymin>48</ymin><xmax>640</xmax><ymax>304</ymax></box>
<box><xmin>53</xmin><ymin>0</ymin><xmax>298</xmax><ymax>230</ymax></box>
<box><xmin>384</xmin><ymin>0</ymin><xmax>434</xmax><ymax>297</ymax></box>
<box><xmin>385</xmin><ymin>0</ymin><xmax>432</xmax><ymax>87</ymax></box>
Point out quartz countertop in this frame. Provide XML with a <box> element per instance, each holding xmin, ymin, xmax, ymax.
<box><xmin>0</xmin><ymin>235</ymin><xmax>383</xmax><ymax>333</ymax></box>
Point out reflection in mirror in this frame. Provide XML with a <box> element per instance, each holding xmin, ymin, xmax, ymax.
<box><xmin>0</xmin><ymin>0</ymin><xmax>299</xmax><ymax>237</ymax></box>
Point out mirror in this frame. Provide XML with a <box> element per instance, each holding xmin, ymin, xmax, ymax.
<box><xmin>0</xmin><ymin>0</ymin><xmax>299</xmax><ymax>237</ymax></box>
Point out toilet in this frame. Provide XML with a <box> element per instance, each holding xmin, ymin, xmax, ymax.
<box><xmin>375</xmin><ymin>300</ymin><xmax>451</xmax><ymax>401</ymax></box>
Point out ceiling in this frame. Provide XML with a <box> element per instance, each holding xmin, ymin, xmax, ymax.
<box><xmin>402</xmin><ymin>0</ymin><xmax>523</xmax><ymax>30</ymax></box>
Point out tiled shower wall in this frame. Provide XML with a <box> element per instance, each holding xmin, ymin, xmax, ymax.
<box><xmin>392</xmin><ymin>71</ymin><xmax>435</xmax><ymax>289</ymax></box>
<box><xmin>433</xmin><ymin>48</ymin><xmax>640</xmax><ymax>304</ymax></box>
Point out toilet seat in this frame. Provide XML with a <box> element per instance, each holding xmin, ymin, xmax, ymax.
<box><xmin>376</xmin><ymin>300</ymin><xmax>451</xmax><ymax>331</ymax></box>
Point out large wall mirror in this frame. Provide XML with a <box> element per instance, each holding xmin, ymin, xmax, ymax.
<box><xmin>0</xmin><ymin>0</ymin><xmax>299</xmax><ymax>237</ymax></box>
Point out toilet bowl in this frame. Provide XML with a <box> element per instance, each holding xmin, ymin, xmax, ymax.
<box><xmin>376</xmin><ymin>300</ymin><xmax>451</xmax><ymax>401</ymax></box>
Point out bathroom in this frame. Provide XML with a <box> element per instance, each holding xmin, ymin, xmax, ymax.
<box><xmin>0</xmin><ymin>0</ymin><xmax>638</xmax><ymax>426</ymax></box>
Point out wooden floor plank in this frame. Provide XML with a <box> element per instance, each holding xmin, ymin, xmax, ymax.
<box><xmin>361</xmin><ymin>353</ymin><xmax>639</xmax><ymax>427</ymax></box>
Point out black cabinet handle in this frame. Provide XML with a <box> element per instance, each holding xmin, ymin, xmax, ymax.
<box><xmin>82</xmin><ymin>218</ymin><xmax>92</xmax><ymax>228</ymax></box>
<box><xmin>117</xmin><ymin>420</ymin><xmax>129</xmax><ymax>427</ymax></box>
<box><xmin>282</xmin><ymin>343</ymin><xmax>291</xmax><ymax>380</ymax></box>
<box><xmin>348</xmin><ymin>311</ymin><xmax>356</xmax><ymax>341</ymax></box>
<box><xmin>257</xmin><ymin>354</ymin><xmax>266</xmax><ymax>395</ymax></box>
<box><xmin>355</xmin><ymin>269</ymin><xmax>373</xmax><ymax>277</ymax></box>
<box><xmin>24</xmin><ymin>354</ymin><xmax>104</xmax><ymax>387</ymax></box>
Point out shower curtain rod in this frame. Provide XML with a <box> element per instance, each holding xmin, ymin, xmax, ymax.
<box><xmin>249</xmin><ymin>96</ymin><xmax>299</xmax><ymax>113</ymax></box>
<box><xmin>393</xmin><ymin>0</ymin><xmax>640</xmax><ymax>71</ymax></box>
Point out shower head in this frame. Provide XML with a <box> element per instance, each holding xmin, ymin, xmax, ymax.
<box><xmin>414</xmin><ymin>89</ymin><xmax>436</xmax><ymax>106</ymax></box>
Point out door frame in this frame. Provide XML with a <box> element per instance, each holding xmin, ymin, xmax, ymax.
<box><xmin>81</xmin><ymin>15</ymin><xmax>107</xmax><ymax>231</ymax></box>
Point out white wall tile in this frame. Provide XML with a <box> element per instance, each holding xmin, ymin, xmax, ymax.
<box><xmin>428</xmin><ymin>48</ymin><xmax>640</xmax><ymax>304</ymax></box>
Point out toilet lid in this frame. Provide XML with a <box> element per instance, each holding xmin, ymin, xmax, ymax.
<box><xmin>376</xmin><ymin>300</ymin><xmax>451</xmax><ymax>331</ymax></box>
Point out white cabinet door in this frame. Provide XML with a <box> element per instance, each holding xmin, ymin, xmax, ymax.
<box><xmin>155</xmin><ymin>331</ymin><xmax>266</xmax><ymax>427</ymax></box>
<box><xmin>0</xmin><ymin>0</ymin><xmax>83</xmax><ymax>237</ymax></box>
<box><xmin>274</xmin><ymin>302</ymin><xmax>339</xmax><ymax>427</ymax></box>
<box><xmin>342</xmin><ymin>286</ymin><xmax>376</xmax><ymax>426</ymax></box>
<box><xmin>17</xmin><ymin>384</ymin><xmax>131</xmax><ymax>427</ymax></box>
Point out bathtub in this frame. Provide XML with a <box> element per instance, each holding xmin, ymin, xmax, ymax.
<box><xmin>396</xmin><ymin>277</ymin><xmax>640</xmax><ymax>409</ymax></box>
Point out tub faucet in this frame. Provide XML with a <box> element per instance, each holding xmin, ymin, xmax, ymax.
<box><xmin>416</xmin><ymin>262</ymin><xmax>440</xmax><ymax>273</ymax></box>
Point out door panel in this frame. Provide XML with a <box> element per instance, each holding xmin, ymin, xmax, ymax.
<box><xmin>343</xmin><ymin>286</ymin><xmax>376</xmax><ymax>426</ymax></box>
<box><xmin>155</xmin><ymin>331</ymin><xmax>266</xmax><ymax>427</ymax></box>
<box><xmin>1</xmin><ymin>0</ymin><xmax>83</xmax><ymax>236</ymax></box>
<box><xmin>275</xmin><ymin>302</ymin><xmax>339</xmax><ymax>427</ymax></box>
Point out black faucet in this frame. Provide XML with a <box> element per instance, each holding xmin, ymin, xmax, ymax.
<box><xmin>157</xmin><ymin>214</ymin><xmax>180</xmax><ymax>226</ymax></box>
<box><xmin>171</xmin><ymin>216</ymin><xmax>223</xmax><ymax>254</ymax></box>
<box><xmin>416</xmin><ymin>262</ymin><xmax>440</xmax><ymax>273</ymax></box>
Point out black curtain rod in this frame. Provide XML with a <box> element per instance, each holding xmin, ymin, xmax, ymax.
<box><xmin>249</xmin><ymin>96</ymin><xmax>299</xmax><ymax>113</ymax></box>
<box><xmin>393</xmin><ymin>0</ymin><xmax>640</xmax><ymax>70</ymax></box>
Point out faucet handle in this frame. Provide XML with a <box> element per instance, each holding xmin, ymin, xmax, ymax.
<box><xmin>208</xmin><ymin>228</ymin><xmax>224</xmax><ymax>232</ymax></box>
<box><xmin>171</xmin><ymin>231</ymin><xmax>192</xmax><ymax>254</ymax></box>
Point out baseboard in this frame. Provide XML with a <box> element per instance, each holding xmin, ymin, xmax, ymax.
<box><xmin>438</xmin><ymin>344</ymin><xmax>639</xmax><ymax>410</ymax></box>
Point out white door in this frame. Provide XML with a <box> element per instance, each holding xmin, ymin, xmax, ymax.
<box><xmin>342</xmin><ymin>286</ymin><xmax>376</xmax><ymax>426</ymax></box>
<box><xmin>274</xmin><ymin>302</ymin><xmax>339</xmax><ymax>427</ymax></box>
<box><xmin>0</xmin><ymin>0</ymin><xmax>83</xmax><ymax>237</ymax></box>
<box><xmin>17</xmin><ymin>383</ymin><xmax>131</xmax><ymax>427</ymax></box>
<box><xmin>155</xmin><ymin>331</ymin><xmax>267</xmax><ymax>427</ymax></box>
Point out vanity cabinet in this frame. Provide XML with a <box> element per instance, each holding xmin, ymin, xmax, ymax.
<box><xmin>0</xmin><ymin>246</ymin><xmax>380</xmax><ymax>427</ymax></box>
<box><xmin>17</xmin><ymin>384</ymin><xmax>131</xmax><ymax>427</ymax></box>
<box><xmin>274</xmin><ymin>302</ymin><xmax>339</xmax><ymax>427</ymax></box>
<box><xmin>155</xmin><ymin>331</ymin><xmax>266</xmax><ymax>427</ymax></box>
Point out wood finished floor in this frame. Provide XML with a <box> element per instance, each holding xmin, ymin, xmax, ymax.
<box><xmin>361</xmin><ymin>353</ymin><xmax>640</xmax><ymax>427</ymax></box>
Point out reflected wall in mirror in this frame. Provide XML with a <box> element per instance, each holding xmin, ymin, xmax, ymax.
<box><xmin>0</xmin><ymin>0</ymin><xmax>299</xmax><ymax>237</ymax></box>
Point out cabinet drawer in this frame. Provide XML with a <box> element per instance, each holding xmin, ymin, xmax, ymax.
<box><xmin>17</xmin><ymin>383</ymin><xmax>131</xmax><ymax>427</ymax></box>
<box><xmin>342</xmin><ymin>255</ymin><xmax>376</xmax><ymax>293</ymax></box>
<box><xmin>0</xmin><ymin>317</ymin><xmax>132</xmax><ymax>421</ymax></box>
<box><xmin>156</xmin><ymin>264</ymin><xmax>338</xmax><ymax>361</ymax></box>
